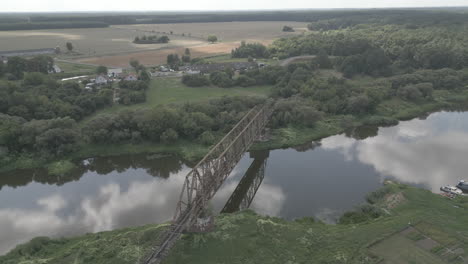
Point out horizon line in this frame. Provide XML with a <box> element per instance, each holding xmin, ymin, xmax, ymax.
<box><xmin>1</xmin><ymin>6</ymin><xmax>468</xmax><ymax>14</ymax></box>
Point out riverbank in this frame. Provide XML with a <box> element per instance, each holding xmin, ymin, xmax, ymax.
<box><xmin>2</xmin><ymin>88</ymin><xmax>468</xmax><ymax>175</ymax></box>
<box><xmin>2</xmin><ymin>182</ymin><xmax>467</xmax><ymax>263</ymax></box>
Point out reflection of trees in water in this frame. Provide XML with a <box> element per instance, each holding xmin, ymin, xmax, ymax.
<box><xmin>0</xmin><ymin>154</ymin><xmax>184</xmax><ymax>190</ymax></box>
<box><xmin>293</xmin><ymin>141</ymin><xmax>321</xmax><ymax>152</ymax></box>
<box><xmin>87</xmin><ymin>154</ymin><xmax>184</xmax><ymax>178</ymax></box>
<box><xmin>345</xmin><ymin>125</ymin><xmax>379</xmax><ymax>140</ymax></box>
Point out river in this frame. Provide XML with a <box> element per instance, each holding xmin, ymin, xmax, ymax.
<box><xmin>1</xmin><ymin>110</ymin><xmax>468</xmax><ymax>254</ymax></box>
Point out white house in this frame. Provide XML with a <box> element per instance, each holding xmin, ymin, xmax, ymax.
<box><xmin>48</xmin><ymin>64</ymin><xmax>62</xmax><ymax>74</ymax></box>
<box><xmin>123</xmin><ymin>74</ymin><xmax>138</xmax><ymax>81</ymax></box>
<box><xmin>95</xmin><ymin>74</ymin><xmax>109</xmax><ymax>85</ymax></box>
<box><xmin>108</xmin><ymin>68</ymin><xmax>123</xmax><ymax>78</ymax></box>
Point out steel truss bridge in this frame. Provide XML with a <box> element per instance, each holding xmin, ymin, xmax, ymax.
<box><xmin>143</xmin><ymin>101</ymin><xmax>275</xmax><ymax>264</ymax></box>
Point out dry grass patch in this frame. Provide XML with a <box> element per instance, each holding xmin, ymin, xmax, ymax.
<box><xmin>76</xmin><ymin>42</ymin><xmax>242</xmax><ymax>67</ymax></box>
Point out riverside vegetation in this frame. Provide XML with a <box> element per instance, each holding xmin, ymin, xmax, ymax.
<box><xmin>3</xmin><ymin>9</ymin><xmax>468</xmax><ymax>174</ymax></box>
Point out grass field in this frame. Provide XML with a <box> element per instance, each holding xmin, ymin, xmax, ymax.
<box><xmin>82</xmin><ymin>77</ymin><xmax>272</xmax><ymax>123</ymax></box>
<box><xmin>55</xmin><ymin>61</ymin><xmax>97</xmax><ymax>73</ymax></box>
<box><xmin>2</xmin><ymin>182</ymin><xmax>467</xmax><ymax>264</ymax></box>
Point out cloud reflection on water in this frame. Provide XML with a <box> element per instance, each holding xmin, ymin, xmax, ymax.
<box><xmin>322</xmin><ymin>112</ymin><xmax>468</xmax><ymax>192</ymax></box>
<box><xmin>0</xmin><ymin>168</ymin><xmax>189</xmax><ymax>254</ymax></box>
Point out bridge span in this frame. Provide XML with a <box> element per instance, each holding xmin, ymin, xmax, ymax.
<box><xmin>143</xmin><ymin>100</ymin><xmax>275</xmax><ymax>264</ymax></box>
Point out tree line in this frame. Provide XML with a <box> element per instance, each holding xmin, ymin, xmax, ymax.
<box><xmin>133</xmin><ymin>35</ymin><xmax>170</xmax><ymax>44</ymax></box>
<box><xmin>0</xmin><ymin>96</ymin><xmax>265</xmax><ymax>165</ymax></box>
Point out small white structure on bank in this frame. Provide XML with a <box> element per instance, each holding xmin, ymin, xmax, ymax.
<box><xmin>95</xmin><ymin>74</ymin><xmax>109</xmax><ymax>85</ymax></box>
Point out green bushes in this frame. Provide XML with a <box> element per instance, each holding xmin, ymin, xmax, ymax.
<box><xmin>210</xmin><ymin>71</ymin><xmax>234</xmax><ymax>88</ymax></box>
<box><xmin>231</xmin><ymin>41</ymin><xmax>269</xmax><ymax>58</ymax></box>
<box><xmin>133</xmin><ymin>35</ymin><xmax>170</xmax><ymax>44</ymax></box>
<box><xmin>339</xmin><ymin>204</ymin><xmax>385</xmax><ymax>224</ymax></box>
<box><xmin>182</xmin><ymin>74</ymin><xmax>210</xmax><ymax>87</ymax></box>
<box><xmin>366</xmin><ymin>186</ymin><xmax>392</xmax><ymax>204</ymax></box>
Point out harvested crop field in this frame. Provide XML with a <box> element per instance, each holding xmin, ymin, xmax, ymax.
<box><xmin>75</xmin><ymin>21</ymin><xmax>307</xmax><ymax>67</ymax></box>
<box><xmin>0</xmin><ymin>27</ymin><xmax>203</xmax><ymax>57</ymax></box>
<box><xmin>115</xmin><ymin>21</ymin><xmax>308</xmax><ymax>42</ymax></box>
<box><xmin>76</xmin><ymin>42</ymin><xmax>242</xmax><ymax>67</ymax></box>
<box><xmin>1</xmin><ymin>21</ymin><xmax>307</xmax><ymax>67</ymax></box>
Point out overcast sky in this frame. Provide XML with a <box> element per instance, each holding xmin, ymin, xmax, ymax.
<box><xmin>2</xmin><ymin>0</ymin><xmax>468</xmax><ymax>12</ymax></box>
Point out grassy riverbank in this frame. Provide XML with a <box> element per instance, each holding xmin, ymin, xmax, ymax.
<box><xmin>2</xmin><ymin>182</ymin><xmax>467</xmax><ymax>263</ymax></box>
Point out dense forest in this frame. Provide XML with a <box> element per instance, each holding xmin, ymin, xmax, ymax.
<box><xmin>1</xmin><ymin>9</ymin><xmax>468</xmax><ymax>30</ymax></box>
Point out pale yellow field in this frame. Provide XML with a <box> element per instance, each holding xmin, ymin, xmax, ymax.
<box><xmin>116</xmin><ymin>21</ymin><xmax>307</xmax><ymax>42</ymax></box>
<box><xmin>0</xmin><ymin>27</ymin><xmax>202</xmax><ymax>57</ymax></box>
<box><xmin>0</xmin><ymin>21</ymin><xmax>307</xmax><ymax>67</ymax></box>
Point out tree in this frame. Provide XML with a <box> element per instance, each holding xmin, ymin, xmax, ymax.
<box><xmin>184</xmin><ymin>48</ymin><xmax>191</xmax><ymax>56</ymax></box>
<box><xmin>158</xmin><ymin>36</ymin><xmax>170</xmax><ymax>43</ymax></box>
<box><xmin>207</xmin><ymin>35</ymin><xmax>218</xmax><ymax>43</ymax></box>
<box><xmin>315</xmin><ymin>49</ymin><xmax>332</xmax><ymax>69</ymax></box>
<box><xmin>6</xmin><ymin>56</ymin><xmax>27</xmax><ymax>79</ymax></box>
<box><xmin>129</xmin><ymin>59</ymin><xmax>140</xmax><ymax>71</ymax></box>
<box><xmin>139</xmin><ymin>70</ymin><xmax>151</xmax><ymax>82</ymax></box>
<box><xmin>66</xmin><ymin>42</ymin><xmax>73</xmax><ymax>52</ymax></box>
<box><xmin>282</xmin><ymin>25</ymin><xmax>295</xmax><ymax>32</ymax></box>
<box><xmin>198</xmin><ymin>131</ymin><xmax>215</xmax><ymax>145</ymax></box>
<box><xmin>0</xmin><ymin>60</ymin><xmax>4</xmax><ymax>77</ymax></box>
<box><xmin>210</xmin><ymin>71</ymin><xmax>234</xmax><ymax>88</ymax></box>
<box><xmin>96</xmin><ymin>66</ymin><xmax>108</xmax><ymax>75</ymax></box>
<box><xmin>167</xmin><ymin>54</ymin><xmax>180</xmax><ymax>67</ymax></box>
<box><xmin>27</xmin><ymin>55</ymin><xmax>53</xmax><ymax>73</ymax></box>
<box><xmin>160</xmin><ymin>128</ymin><xmax>178</xmax><ymax>143</ymax></box>
<box><xmin>24</xmin><ymin>72</ymin><xmax>45</xmax><ymax>86</ymax></box>
<box><xmin>231</xmin><ymin>42</ymin><xmax>269</xmax><ymax>58</ymax></box>
<box><xmin>182</xmin><ymin>74</ymin><xmax>210</xmax><ymax>87</ymax></box>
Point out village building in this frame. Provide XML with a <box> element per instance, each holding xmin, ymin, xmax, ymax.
<box><xmin>95</xmin><ymin>74</ymin><xmax>109</xmax><ymax>85</ymax></box>
<box><xmin>48</xmin><ymin>65</ymin><xmax>62</xmax><ymax>74</ymax></box>
<box><xmin>123</xmin><ymin>74</ymin><xmax>138</xmax><ymax>81</ymax></box>
<box><xmin>108</xmin><ymin>68</ymin><xmax>123</xmax><ymax>78</ymax></box>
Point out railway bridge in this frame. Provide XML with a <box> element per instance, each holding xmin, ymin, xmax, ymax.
<box><xmin>143</xmin><ymin>100</ymin><xmax>275</xmax><ymax>264</ymax></box>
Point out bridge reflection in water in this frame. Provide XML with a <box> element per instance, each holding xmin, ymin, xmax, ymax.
<box><xmin>221</xmin><ymin>150</ymin><xmax>269</xmax><ymax>213</ymax></box>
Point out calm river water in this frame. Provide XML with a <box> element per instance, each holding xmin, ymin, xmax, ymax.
<box><xmin>1</xmin><ymin>111</ymin><xmax>468</xmax><ymax>254</ymax></box>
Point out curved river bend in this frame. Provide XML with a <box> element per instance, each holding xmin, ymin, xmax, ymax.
<box><xmin>1</xmin><ymin>111</ymin><xmax>468</xmax><ymax>254</ymax></box>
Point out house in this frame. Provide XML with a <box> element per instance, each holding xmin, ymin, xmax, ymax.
<box><xmin>48</xmin><ymin>65</ymin><xmax>62</xmax><ymax>74</ymax></box>
<box><xmin>108</xmin><ymin>68</ymin><xmax>123</xmax><ymax>78</ymax></box>
<box><xmin>123</xmin><ymin>74</ymin><xmax>138</xmax><ymax>81</ymax></box>
<box><xmin>95</xmin><ymin>75</ymin><xmax>109</xmax><ymax>85</ymax></box>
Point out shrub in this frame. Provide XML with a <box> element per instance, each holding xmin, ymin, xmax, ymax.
<box><xmin>182</xmin><ymin>74</ymin><xmax>210</xmax><ymax>87</ymax></box>
<box><xmin>198</xmin><ymin>131</ymin><xmax>215</xmax><ymax>145</ymax></box>
<box><xmin>160</xmin><ymin>128</ymin><xmax>179</xmax><ymax>143</ymax></box>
